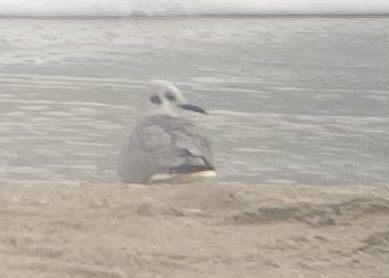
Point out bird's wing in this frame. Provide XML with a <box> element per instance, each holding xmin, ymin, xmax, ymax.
<box><xmin>140</xmin><ymin>115</ymin><xmax>214</xmax><ymax>165</ymax></box>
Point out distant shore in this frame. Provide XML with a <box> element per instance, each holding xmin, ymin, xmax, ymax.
<box><xmin>1</xmin><ymin>183</ymin><xmax>388</xmax><ymax>277</ymax></box>
<box><xmin>1</xmin><ymin>13</ymin><xmax>389</xmax><ymax>20</ymax></box>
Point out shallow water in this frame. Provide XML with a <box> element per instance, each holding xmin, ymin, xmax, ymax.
<box><xmin>0</xmin><ymin>17</ymin><xmax>388</xmax><ymax>185</ymax></box>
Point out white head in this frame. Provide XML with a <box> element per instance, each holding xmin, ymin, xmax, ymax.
<box><xmin>145</xmin><ymin>80</ymin><xmax>207</xmax><ymax>116</ymax></box>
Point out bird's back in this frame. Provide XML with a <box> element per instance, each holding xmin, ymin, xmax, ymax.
<box><xmin>118</xmin><ymin>114</ymin><xmax>215</xmax><ymax>184</ymax></box>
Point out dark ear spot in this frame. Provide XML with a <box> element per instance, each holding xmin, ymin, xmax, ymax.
<box><xmin>164</xmin><ymin>90</ymin><xmax>176</xmax><ymax>102</ymax></box>
<box><xmin>149</xmin><ymin>95</ymin><xmax>162</xmax><ymax>105</ymax></box>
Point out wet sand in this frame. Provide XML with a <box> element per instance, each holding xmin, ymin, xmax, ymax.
<box><xmin>1</xmin><ymin>183</ymin><xmax>388</xmax><ymax>277</ymax></box>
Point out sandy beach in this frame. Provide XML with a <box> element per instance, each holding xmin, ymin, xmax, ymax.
<box><xmin>1</xmin><ymin>183</ymin><xmax>388</xmax><ymax>277</ymax></box>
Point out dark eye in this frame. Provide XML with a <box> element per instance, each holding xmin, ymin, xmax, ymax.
<box><xmin>164</xmin><ymin>90</ymin><xmax>176</xmax><ymax>102</ymax></box>
<box><xmin>149</xmin><ymin>95</ymin><xmax>162</xmax><ymax>105</ymax></box>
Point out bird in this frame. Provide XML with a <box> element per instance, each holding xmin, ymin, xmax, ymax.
<box><xmin>118</xmin><ymin>80</ymin><xmax>215</xmax><ymax>184</ymax></box>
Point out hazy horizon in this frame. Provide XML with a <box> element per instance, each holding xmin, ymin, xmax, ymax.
<box><xmin>1</xmin><ymin>0</ymin><xmax>389</xmax><ymax>17</ymax></box>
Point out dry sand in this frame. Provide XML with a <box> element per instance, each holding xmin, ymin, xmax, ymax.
<box><xmin>0</xmin><ymin>183</ymin><xmax>388</xmax><ymax>277</ymax></box>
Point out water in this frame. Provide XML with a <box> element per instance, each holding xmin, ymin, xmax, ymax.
<box><xmin>0</xmin><ymin>17</ymin><xmax>388</xmax><ymax>185</ymax></box>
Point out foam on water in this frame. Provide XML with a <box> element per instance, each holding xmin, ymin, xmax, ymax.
<box><xmin>1</xmin><ymin>0</ymin><xmax>389</xmax><ymax>17</ymax></box>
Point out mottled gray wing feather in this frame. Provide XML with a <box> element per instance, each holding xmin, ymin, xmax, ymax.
<box><xmin>118</xmin><ymin>115</ymin><xmax>214</xmax><ymax>183</ymax></box>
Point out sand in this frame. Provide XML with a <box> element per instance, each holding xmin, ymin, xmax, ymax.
<box><xmin>0</xmin><ymin>183</ymin><xmax>388</xmax><ymax>277</ymax></box>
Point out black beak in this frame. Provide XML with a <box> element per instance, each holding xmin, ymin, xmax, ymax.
<box><xmin>178</xmin><ymin>104</ymin><xmax>207</xmax><ymax>114</ymax></box>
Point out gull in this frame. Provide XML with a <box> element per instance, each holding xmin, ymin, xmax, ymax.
<box><xmin>118</xmin><ymin>80</ymin><xmax>216</xmax><ymax>184</ymax></box>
